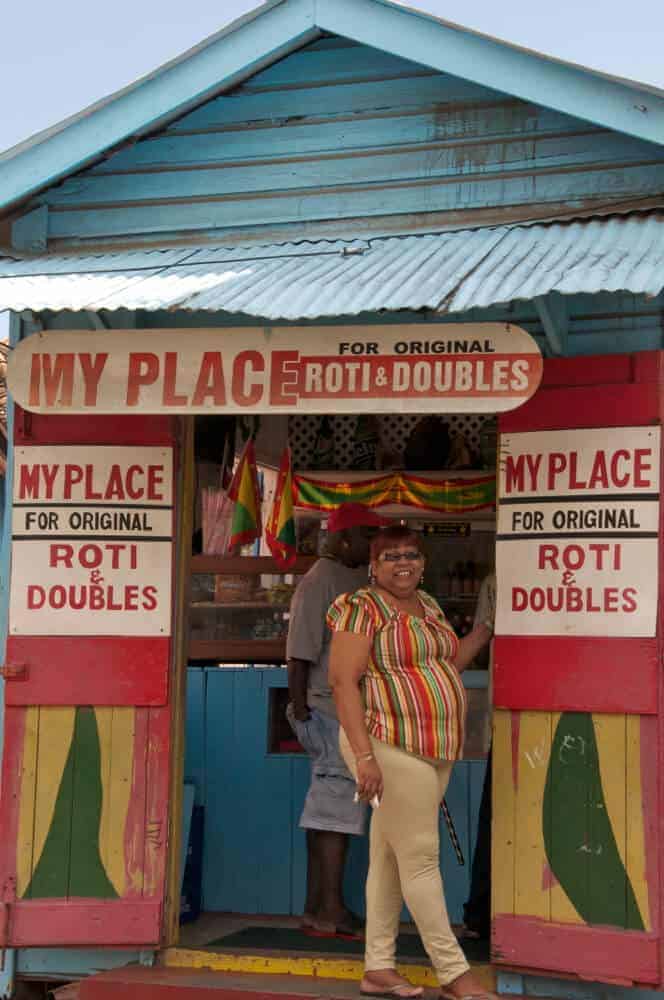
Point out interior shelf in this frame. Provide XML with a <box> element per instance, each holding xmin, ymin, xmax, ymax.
<box><xmin>189</xmin><ymin>638</ymin><xmax>286</xmax><ymax>662</ymax></box>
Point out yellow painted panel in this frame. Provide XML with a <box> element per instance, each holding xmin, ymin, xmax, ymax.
<box><xmin>16</xmin><ymin>708</ymin><xmax>40</xmax><ymax>897</ymax></box>
<box><xmin>549</xmin><ymin>711</ymin><xmax>583</xmax><ymax>925</ymax></box>
<box><xmin>30</xmin><ymin>707</ymin><xmax>76</xmax><ymax>891</ymax></box>
<box><xmin>97</xmin><ymin>707</ymin><xmax>135</xmax><ymax>897</ymax></box>
<box><xmin>625</xmin><ymin>714</ymin><xmax>651</xmax><ymax>931</ymax></box>
<box><xmin>514</xmin><ymin>711</ymin><xmax>550</xmax><ymax>920</ymax></box>
<box><xmin>492</xmin><ymin>709</ymin><xmax>515</xmax><ymax>917</ymax></box>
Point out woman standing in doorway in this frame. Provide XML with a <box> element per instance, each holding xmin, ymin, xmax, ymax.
<box><xmin>328</xmin><ymin>524</ymin><xmax>494</xmax><ymax>1000</ymax></box>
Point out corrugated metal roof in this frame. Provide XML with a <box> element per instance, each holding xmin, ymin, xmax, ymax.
<box><xmin>0</xmin><ymin>214</ymin><xmax>663</xmax><ymax>318</ymax></box>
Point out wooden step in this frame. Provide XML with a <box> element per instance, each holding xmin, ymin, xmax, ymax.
<box><xmin>80</xmin><ymin>962</ymin><xmax>496</xmax><ymax>1000</ymax></box>
<box><xmin>81</xmin><ymin>967</ymin><xmax>366</xmax><ymax>1000</ymax></box>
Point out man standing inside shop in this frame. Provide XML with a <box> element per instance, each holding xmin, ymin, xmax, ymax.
<box><xmin>287</xmin><ymin>502</ymin><xmax>389</xmax><ymax>938</ymax></box>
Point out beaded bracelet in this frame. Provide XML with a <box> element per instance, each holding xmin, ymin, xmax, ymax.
<box><xmin>356</xmin><ymin>751</ymin><xmax>375</xmax><ymax>762</ymax></box>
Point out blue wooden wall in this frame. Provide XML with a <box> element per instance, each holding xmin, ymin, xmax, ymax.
<box><xmin>184</xmin><ymin>666</ymin><xmax>487</xmax><ymax>922</ymax></box>
<box><xmin>27</xmin><ymin>35</ymin><xmax>664</xmax><ymax>248</ymax></box>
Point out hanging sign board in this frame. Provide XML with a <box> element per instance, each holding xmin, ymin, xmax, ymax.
<box><xmin>495</xmin><ymin>426</ymin><xmax>660</xmax><ymax>637</ymax></box>
<box><xmin>10</xmin><ymin>445</ymin><xmax>173</xmax><ymax>636</ymax></box>
<box><xmin>7</xmin><ymin>324</ymin><xmax>542</xmax><ymax>415</ymax></box>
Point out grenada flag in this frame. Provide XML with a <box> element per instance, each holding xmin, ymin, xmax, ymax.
<box><xmin>266</xmin><ymin>447</ymin><xmax>297</xmax><ymax>569</ymax></box>
<box><xmin>227</xmin><ymin>439</ymin><xmax>262</xmax><ymax>551</ymax></box>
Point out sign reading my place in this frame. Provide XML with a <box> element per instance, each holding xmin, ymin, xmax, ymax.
<box><xmin>7</xmin><ymin>324</ymin><xmax>542</xmax><ymax>414</ymax></box>
<box><xmin>10</xmin><ymin>446</ymin><xmax>173</xmax><ymax>636</ymax></box>
<box><xmin>495</xmin><ymin>426</ymin><xmax>661</xmax><ymax>637</ymax></box>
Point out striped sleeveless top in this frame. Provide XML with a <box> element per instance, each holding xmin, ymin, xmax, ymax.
<box><xmin>327</xmin><ymin>587</ymin><xmax>467</xmax><ymax>761</ymax></box>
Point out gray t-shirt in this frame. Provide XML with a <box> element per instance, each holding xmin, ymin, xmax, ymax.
<box><xmin>286</xmin><ymin>557</ymin><xmax>367</xmax><ymax>719</ymax></box>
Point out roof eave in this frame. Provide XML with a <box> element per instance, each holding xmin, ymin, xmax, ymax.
<box><xmin>317</xmin><ymin>0</ymin><xmax>664</xmax><ymax>146</ymax></box>
<box><xmin>3</xmin><ymin>0</ymin><xmax>664</xmax><ymax>218</ymax></box>
<box><xmin>0</xmin><ymin>0</ymin><xmax>320</xmax><ymax>213</ymax></box>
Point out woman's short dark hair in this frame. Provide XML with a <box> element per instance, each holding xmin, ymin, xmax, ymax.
<box><xmin>370</xmin><ymin>524</ymin><xmax>425</xmax><ymax>561</ymax></box>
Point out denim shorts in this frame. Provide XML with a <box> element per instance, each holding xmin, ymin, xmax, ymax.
<box><xmin>287</xmin><ymin>705</ymin><xmax>367</xmax><ymax>836</ymax></box>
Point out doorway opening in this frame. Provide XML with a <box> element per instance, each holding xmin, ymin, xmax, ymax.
<box><xmin>176</xmin><ymin>409</ymin><xmax>498</xmax><ymax>985</ymax></box>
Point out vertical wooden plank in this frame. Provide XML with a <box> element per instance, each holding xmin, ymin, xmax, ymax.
<box><xmin>514</xmin><ymin>711</ymin><xmax>551</xmax><ymax>921</ymax></box>
<box><xmin>492</xmin><ymin>709</ymin><xmax>516</xmax><ymax>918</ymax></box>
<box><xmin>227</xmin><ymin>669</ymin><xmax>271</xmax><ymax>913</ymax></box>
<box><xmin>638</xmin><ymin>715</ymin><xmax>659</xmax><ymax>936</ymax></box>
<box><xmin>164</xmin><ymin>416</ymin><xmax>193</xmax><ymax>946</ymax></box>
<box><xmin>203</xmin><ymin>669</ymin><xmax>236</xmax><ymax>911</ymax></box>
<box><xmin>98</xmin><ymin>708</ymin><xmax>135</xmax><ymax>898</ymax></box>
<box><xmin>27</xmin><ymin>708</ymin><xmax>79</xmax><ymax>899</ymax></box>
<box><xmin>67</xmin><ymin>708</ymin><xmax>117</xmax><ymax>898</ymax></box>
<box><xmin>546</xmin><ymin>711</ymin><xmax>642</xmax><ymax>929</ymax></box>
<box><xmin>626</xmin><ymin>714</ymin><xmax>652</xmax><ymax>931</ymax></box>
<box><xmin>291</xmin><ymin>754</ymin><xmax>311</xmax><ymax>917</ymax></box>
<box><xmin>184</xmin><ymin>668</ymin><xmax>206</xmax><ymax>806</ymax></box>
<box><xmin>547</xmin><ymin>712</ymin><xmax>589</xmax><ymax>925</ymax></box>
<box><xmin>143</xmin><ymin>707</ymin><xmax>171</xmax><ymax>902</ymax></box>
<box><xmin>343</xmin><ymin>818</ymin><xmax>370</xmax><ymax>920</ymax></box>
<box><xmin>96</xmin><ymin>708</ymin><xmax>114</xmax><ymax>893</ymax></box>
<box><xmin>123</xmin><ymin>708</ymin><xmax>149</xmax><ymax>898</ymax></box>
<box><xmin>16</xmin><ymin>708</ymin><xmax>40</xmax><ymax>898</ymax></box>
<box><xmin>469</xmin><ymin>757</ymin><xmax>488</xmax><ymax>860</ymax></box>
<box><xmin>592</xmin><ymin>713</ymin><xmax>627</xmax><ymax>928</ymax></box>
<box><xmin>441</xmin><ymin>762</ymin><xmax>471</xmax><ymax>925</ymax></box>
<box><xmin>259</xmin><ymin>674</ymin><xmax>297</xmax><ymax>915</ymax></box>
<box><xmin>549</xmin><ymin>711</ymin><xmax>584</xmax><ymax>925</ymax></box>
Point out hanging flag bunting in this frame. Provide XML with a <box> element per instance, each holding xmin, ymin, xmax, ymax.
<box><xmin>227</xmin><ymin>439</ymin><xmax>262</xmax><ymax>551</ymax></box>
<box><xmin>266</xmin><ymin>447</ymin><xmax>297</xmax><ymax>569</ymax></box>
<box><xmin>293</xmin><ymin>471</ymin><xmax>495</xmax><ymax>513</ymax></box>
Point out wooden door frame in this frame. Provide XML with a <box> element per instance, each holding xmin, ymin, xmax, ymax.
<box><xmin>162</xmin><ymin>416</ymin><xmax>195</xmax><ymax>946</ymax></box>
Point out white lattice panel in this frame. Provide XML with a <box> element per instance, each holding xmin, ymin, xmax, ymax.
<box><xmin>289</xmin><ymin>413</ymin><xmax>493</xmax><ymax>470</ymax></box>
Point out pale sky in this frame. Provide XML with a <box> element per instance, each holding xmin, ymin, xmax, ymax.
<box><xmin>2</xmin><ymin>0</ymin><xmax>664</xmax><ymax>339</ymax></box>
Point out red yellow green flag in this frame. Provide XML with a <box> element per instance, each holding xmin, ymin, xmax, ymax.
<box><xmin>227</xmin><ymin>439</ymin><xmax>262</xmax><ymax>551</ymax></box>
<box><xmin>266</xmin><ymin>447</ymin><xmax>297</xmax><ymax>569</ymax></box>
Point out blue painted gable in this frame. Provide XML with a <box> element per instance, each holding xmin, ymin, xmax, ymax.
<box><xmin>16</xmin><ymin>36</ymin><xmax>664</xmax><ymax>250</ymax></box>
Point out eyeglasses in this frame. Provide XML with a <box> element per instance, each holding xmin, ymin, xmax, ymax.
<box><xmin>378</xmin><ymin>550</ymin><xmax>423</xmax><ymax>563</ymax></box>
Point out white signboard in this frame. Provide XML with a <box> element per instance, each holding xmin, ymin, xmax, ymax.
<box><xmin>496</xmin><ymin>426</ymin><xmax>660</xmax><ymax>637</ymax></box>
<box><xmin>10</xmin><ymin>446</ymin><xmax>173</xmax><ymax>636</ymax></box>
<box><xmin>7</xmin><ymin>324</ymin><xmax>542</xmax><ymax>415</ymax></box>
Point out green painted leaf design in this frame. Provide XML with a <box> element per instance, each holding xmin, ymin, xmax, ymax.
<box><xmin>26</xmin><ymin>708</ymin><xmax>117</xmax><ymax>899</ymax></box>
<box><xmin>543</xmin><ymin>712</ymin><xmax>642</xmax><ymax>930</ymax></box>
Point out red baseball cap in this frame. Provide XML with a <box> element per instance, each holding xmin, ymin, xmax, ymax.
<box><xmin>327</xmin><ymin>502</ymin><xmax>392</xmax><ymax>533</ymax></box>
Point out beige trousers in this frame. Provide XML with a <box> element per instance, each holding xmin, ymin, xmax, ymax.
<box><xmin>340</xmin><ymin>730</ymin><xmax>469</xmax><ymax>987</ymax></box>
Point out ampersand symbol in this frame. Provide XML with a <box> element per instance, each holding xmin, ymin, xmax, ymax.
<box><xmin>375</xmin><ymin>366</ymin><xmax>388</xmax><ymax>388</ymax></box>
<box><xmin>90</xmin><ymin>570</ymin><xmax>103</xmax><ymax>585</ymax></box>
<box><xmin>562</xmin><ymin>570</ymin><xmax>575</xmax><ymax>586</ymax></box>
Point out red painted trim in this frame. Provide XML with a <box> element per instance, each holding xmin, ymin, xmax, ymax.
<box><xmin>81</xmin><ymin>967</ymin><xmax>326</xmax><ymax>1000</ymax></box>
<box><xmin>492</xmin><ymin>914</ymin><xmax>660</xmax><ymax>984</ymax></box>
<box><xmin>656</xmin><ymin>384</ymin><xmax>664</xmax><ymax>973</ymax></box>
<box><xmin>7</xmin><ymin>899</ymin><xmax>161</xmax><ymax>947</ymax></box>
<box><xmin>4</xmin><ymin>636</ymin><xmax>170</xmax><ymax>706</ymax></box>
<box><xmin>640</xmin><ymin>716</ymin><xmax>659</xmax><ymax>933</ymax></box>
<box><xmin>0</xmin><ymin>709</ymin><xmax>26</xmax><ymax>906</ymax></box>
<box><xmin>493</xmin><ymin>636</ymin><xmax>658</xmax><ymax>714</ymax></box>
<box><xmin>14</xmin><ymin>408</ymin><xmax>176</xmax><ymax>445</ymax></box>
<box><xmin>500</xmin><ymin>382</ymin><xmax>660</xmax><ymax>433</ymax></box>
<box><xmin>537</xmin><ymin>353</ymin><xmax>660</xmax><ymax>390</ymax></box>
